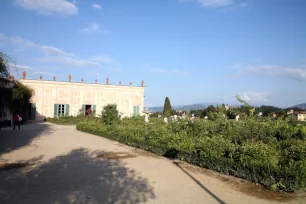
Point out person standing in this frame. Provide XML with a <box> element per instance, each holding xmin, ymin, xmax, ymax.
<box><xmin>13</xmin><ymin>113</ymin><xmax>21</xmax><ymax>130</ymax></box>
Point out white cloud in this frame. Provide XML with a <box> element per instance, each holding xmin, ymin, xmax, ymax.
<box><xmin>180</xmin><ymin>0</ymin><xmax>234</xmax><ymax>7</ymax></box>
<box><xmin>2</xmin><ymin>34</ymin><xmax>104</xmax><ymax>67</ymax></box>
<box><xmin>197</xmin><ymin>0</ymin><xmax>233</xmax><ymax>7</ymax></box>
<box><xmin>14</xmin><ymin>0</ymin><xmax>78</xmax><ymax>16</ymax></box>
<box><xmin>40</xmin><ymin>46</ymin><xmax>74</xmax><ymax>57</ymax></box>
<box><xmin>9</xmin><ymin>63</ymin><xmax>55</xmax><ymax>77</ymax></box>
<box><xmin>237</xmin><ymin>65</ymin><xmax>306</xmax><ymax>81</ymax></box>
<box><xmin>150</xmin><ymin>69</ymin><xmax>186</xmax><ymax>75</ymax></box>
<box><xmin>9</xmin><ymin>36</ymin><xmax>35</xmax><ymax>46</ymax></box>
<box><xmin>239</xmin><ymin>3</ymin><xmax>248</xmax><ymax>7</ymax></box>
<box><xmin>80</xmin><ymin>23</ymin><xmax>109</xmax><ymax>34</ymax></box>
<box><xmin>92</xmin><ymin>4</ymin><xmax>102</xmax><ymax>9</ymax></box>
<box><xmin>39</xmin><ymin>56</ymin><xmax>100</xmax><ymax>66</ymax></box>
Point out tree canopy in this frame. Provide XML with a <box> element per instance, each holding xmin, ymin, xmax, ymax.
<box><xmin>102</xmin><ymin>104</ymin><xmax>119</xmax><ymax>125</ymax></box>
<box><xmin>0</xmin><ymin>51</ymin><xmax>33</xmax><ymax>115</ymax></box>
<box><xmin>163</xmin><ymin>97</ymin><xmax>172</xmax><ymax>117</ymax></box>
<box><xmin>0</xmin><ymin>52</ymin><xmax>10</xmax><ymax>79</ymax></box>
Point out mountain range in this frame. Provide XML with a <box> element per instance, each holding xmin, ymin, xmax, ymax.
<box><xmin>148</xmin><ymin>103</ymin><xmax>306</xmax><ymax>113</ymax></box>
<box><xmin>292</xmin><ymin>103</ymin><xmax>306</xmax><ymax>110</ymax></box>
<box><xmin>148</xmin><ymin>103</ymin><xmax>219</xmax><ymax>112</ymax></box>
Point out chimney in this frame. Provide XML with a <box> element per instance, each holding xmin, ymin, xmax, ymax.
<box><xmin>81</xmin><ymin>78</ymin><xmax>84</xmax><ymax>83</ymax></box>
<box><xmin>106</xmin><ymin>77</ymin><xmax>109</xmax><ymax>85</ymax></box>
<box><xmin>40</xmin><ymin>75</ymin><xmax>42</xmax><ymax>80</ymax></box>
<box><xmin>22</xmin><ymin>71</ymin><xmax>26</xmax><ymax>79</ymax></box>
<box><xmin>53</xmin><ymin>76</ymin><xmax>56</xmax><ymax>81</ymax></box>
<box><xmin>141</xmin><ymin>80</ymin><xmax>144</xmax><ymax>87</ymax></box>
<box><xmin>68</xmin><ymin>75</ymin><xmax>72</xmax><ymax>82</ymax></box>
<box><xmin>130</xmin><ymin>82</ymin><xmax>132</xmax><ymax>86</ymax></box>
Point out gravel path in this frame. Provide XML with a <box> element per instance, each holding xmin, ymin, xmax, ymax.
<box><xmin>0</xmin><ymin>123</ymin><xmax>305</xmax><ymax>204</ymax></box>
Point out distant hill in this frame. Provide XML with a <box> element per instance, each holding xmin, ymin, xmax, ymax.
<box><xmin>148</xmin><ymin>106</ymin><xmax>163</xmax><ymax>113</ymax></box>
<box><xmin>148</xmin><ymin>103</ymin><xmax>219</xmax><ymax>113</ymax></box>
<box><xmin>292</xmin><ymin>103</ymin><xmax>306</xmax><ymax>110</ymax></box>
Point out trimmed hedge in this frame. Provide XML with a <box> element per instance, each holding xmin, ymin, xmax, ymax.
<box><xmin>76</xmin><ymin>117</ymin><xmax>306</xmax><ymax>192</ymax></box>
<box><xmin>47</xmin><ymin>116</ymin><xmax>98</xmax><ymax>125</ymax></box>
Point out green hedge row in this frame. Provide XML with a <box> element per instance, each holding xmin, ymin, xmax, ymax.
<box><xmin>76</xmin><ymin>118</ymin><xmax>306</xmax><ymax>192</ymax></box>
<box><xmin>47</xmin><ymin>116</ymin><xmax>99</xmax><ymax>125</ymax></box>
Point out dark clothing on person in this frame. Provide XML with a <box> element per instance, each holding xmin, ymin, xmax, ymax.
<box><xmin>13</xmin><ymin>121</ymin><xmax>20</xmax><ymax>130</ymax></box>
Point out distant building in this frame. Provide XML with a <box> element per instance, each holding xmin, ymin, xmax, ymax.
<box><xmin>20</xmin><ymin>77</ymin><xmax>145</xmax><ymax>120</ymax></box>
<box><xmin>272</xmin><ymin>113</ymin><xmax>279</xmax><ymax>118</ymax></box>
<box><xmin>225</xmin><ymin>104</ymin><xmax>230</xmax><ymax>111</ymax></box>
<box><xmin>287</xmin><ymin>109</ymin><xmax>294</xmax><ymax>115</ymax></box>
<box><xmin>292</xmin><ymin>111</ymin><xmax>306</xmax><ymax>121</ymax></box>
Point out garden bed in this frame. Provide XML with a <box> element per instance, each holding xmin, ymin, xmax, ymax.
<box><xmin>76</xmin><ymin>117</ymin><xmax>306</xmax><ymax>192</ymax></box>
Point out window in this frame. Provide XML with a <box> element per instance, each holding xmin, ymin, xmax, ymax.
<box><xmin>54</xmin><ymin>104</ymin><xmax>70</xmax><ymax>118</ymax></box>
<box><xmin>133</xmin><ymin>106</ymin><xmax>140</xmax><ymax>117</ymax></box>
<box><xmin>58</xmin><ymin>104</ymin><xmax>65</xmax><ymax>116</ymax></box>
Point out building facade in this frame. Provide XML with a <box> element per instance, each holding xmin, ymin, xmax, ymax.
<box><xmin>20</xmin><ymin>79</ymin><xmax>145</xmax><ymax>120</ymax></box>
<box><xmin>292</xmin><ymin>111</ymin><xmax>306</xmax><ymax>121</ymax></box>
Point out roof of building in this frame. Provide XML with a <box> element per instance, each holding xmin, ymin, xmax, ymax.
<box><xmin>293</xmin><ymin>111</ymin><xmax>306</xmax><ymax>115</ymax></box>
<box><xmin>19</xmin><ymin>78</ymin><xmax>146</xmax><ymax>89</ymax></box>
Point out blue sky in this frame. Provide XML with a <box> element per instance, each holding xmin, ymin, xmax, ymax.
<box><xmin>1</xmin><ymin>0</ymin><xmax>306</xmax><ymax>107</ymax></box>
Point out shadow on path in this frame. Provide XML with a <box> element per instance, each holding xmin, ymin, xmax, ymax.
<box><xmin>0</xmin><ymin>123</ymin><xmax>52</xmax><ymax>155</ymax></box>
<box><xmin>0</xmin><ymin>148</ymin><xmax>155</xmax><ymax>204</ymax></box>
<box><xmin>174</xmin><ymin>161</ymin><xmax>225</xmax><ymax>204</ymax></box>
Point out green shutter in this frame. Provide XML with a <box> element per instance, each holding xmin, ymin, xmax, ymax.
<box><xmin>54</xmin><ymin>104</ymin><xmax>58</xmax><ymax>118</ymax></box>
<box><xmin>66</xmin><ymin>104</ymin><xmax>70</xmax><ymax>116</ymax></box>
<box><xmin>82</xmin><ymin>104</ymin><xmax>85</xmax><ymax>116</ymax></box>
<box><xmin>93</xmin><ymin>105</ymin><xmax>96</xmax><ymax>116</ymax></box>
<box><xmin>132</xmin><ymin>106</ymin><xmax>140</xmax><ymax>117</ymax></box>
<box><xmin>133</xmin><ymin>106</ymin><xmax>136</xmax><ymax>117</ymax></box>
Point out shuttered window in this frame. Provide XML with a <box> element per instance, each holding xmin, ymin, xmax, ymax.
<box><xmin>54</xmin><ymin>104</ymin><xmax>70</xmax><ymax>118</ymax></box>
<box><xmin>133</xmin><ymin>106</ymin><xmax>140</xmax><ymax>117</ymax></box>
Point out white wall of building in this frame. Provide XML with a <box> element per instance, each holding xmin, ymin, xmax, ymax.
<box><xmin>20</xmin><ymin>79</ymin><xmax>145</xmax><ymax>120</ymax></box>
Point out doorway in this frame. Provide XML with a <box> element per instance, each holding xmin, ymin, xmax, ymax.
<box><xmin>85</xmin><ymin>105</ymin><xmax>92</xmax><ymax>116</ymax></box>
<box><xmin>28</xmin><ymin>103</ymin><xmax>36</xmax><ymax>120</ymax></box>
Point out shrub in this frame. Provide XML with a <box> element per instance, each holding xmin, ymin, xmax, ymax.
<box><xmin>101</xmin><ymin>104</ymin><xmax>119</xmax><ymax>125</ymax></box>
<box><xmin>76</xmin><ymin>116</ymin><xmax>306</xmax><ymax>192</ymax></box>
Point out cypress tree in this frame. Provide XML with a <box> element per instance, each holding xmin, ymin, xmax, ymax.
<box><xmin>163</xmin><ymin>97</ymin><xmax>172</xmax><ymax>117</ymax></box>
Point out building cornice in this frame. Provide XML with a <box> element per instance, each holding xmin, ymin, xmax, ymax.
<box><xmin>19</xmin><ymin>79</ymin><xmax>145</xmax><ymax>91</ymax></box>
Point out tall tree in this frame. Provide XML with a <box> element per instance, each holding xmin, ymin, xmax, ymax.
<box><xmin>0</xmin><ymin>52</ymin><xmax>10</xmax><ymax>79</ymax></box>
<box><xmin>206</xmin><ymin>105</ymin><xmax>216</xmax><ymax>112</ymax></box>
<box><xmin>163</xmin><ymin>97</ymin><xmax>172</xmax><ymax>117</ymax></box>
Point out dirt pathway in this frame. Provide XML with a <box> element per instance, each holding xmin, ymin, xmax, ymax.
<box><xmin>0</xmin><ymin>123</ymin><xmax>305</xmax><ymax>204</ymax></box>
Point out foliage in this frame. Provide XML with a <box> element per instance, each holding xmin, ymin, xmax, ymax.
<box><xmin>206</xmin><ymin>105</ymin><xmax>216</xmax><ymax>113</ymax></box>
<box><xmin>101</xmin><ymin>104</ymin><xmax>119</xmax><ymax>125</ymax></box>
<box><xmin>0</xmin><ymin>52</ymin><xmax>33</xmax><ymax>120</ymax></box>
<box><xmin>163</xmin><ymin>97</ymin><xmax>172</xmax><ymax>117</ymax></box>
<box><xmin>47</xmin><ymin>115</ymin><xmax>97</xmax><ymax>125</ymax></box>
<box><xmin>12</xmin><ymin>82</ymin><xmax>33</xmax><ymax>100</ymax></box>
<box><xmin>150</xmin><ymin>112</ymin><xmax>162</xmax><ymax>118</ymax></box>
<box><xmin>77</xmin><ymin>116</ymin><xmax>306</xmax><ymax>192</ymax></box>
<box><xmin>0</xmin><ymin>52</ymin><xmax>10</xmax><ymax>78</ymax></box>
<box><xmin>9</xmin><ymin>82</ymin><xmax>33</xmax><ymax>113</ymax></box>
<box><xmin>236</xmin><ymin>94</ymin><xmax>255</xmax><ymax>117</ymax></box>
<box><xmin>0</xmin><ymin>79</ymin><xmax>33</xmax><ymax>117</ymax></box>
